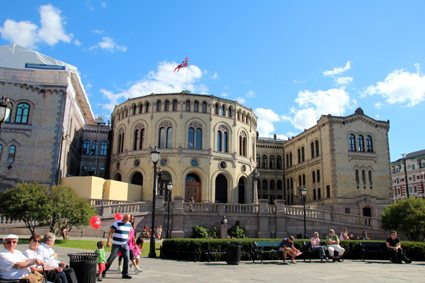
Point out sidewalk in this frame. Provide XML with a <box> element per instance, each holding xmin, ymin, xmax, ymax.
<box><xmin>49</xmin><ymin>246</ymin><xmax>424</xmax><ymax>283</ymax></box>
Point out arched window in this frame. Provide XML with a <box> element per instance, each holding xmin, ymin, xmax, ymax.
<box><xmin>269</xmin><ymin>155</ymin><xmax>275</xmax><ymax>169</ymax></box>
<box><xmin>215</xmin><ymin>103</ymin><xmax>219</xmax><ymax>115</ymax></box>
<box><xmin>164</xmin><ymin>100</ymin><xmax>170</xmax><ymax>111</ymax></box>
<box><xmin>132</xmin><ymin>104</ymin><xmax>136</xmax><ymax>115</ymax></box>
<box><xmin>312</xmin><ymin>171</ymin><xmax>316</xmax><ymax>183</ymax></box>
<box><xmin>172</xmin><ymin>99</ymin><xmax>178</xmax><ymax>111</ymax></box>
<box><xmin>133</xmin><ymin>129</ymin><xmax>139</xmax><ymax>151</ymax></box>
<box><xmin>8</xmin><ymin>145</ymin><xmax>16</xmax><ymax>164</ymax></box>
<box><xmin>262</xmin><ymin>179</ymin><xmax>268</xmax><ymax>192</ymax></box>
<box><xmin>83</xmin><ymin>140</ymin><xmax>90</xmax><ymax>155</ymax></box>
<box><xmin>355</xmin><ymin>169</ymin><xmax>360</xmax><ymax>189</ymax></box>
<box><xmin>316</xmin><ymin>169</ymin><xmax>320</xmax><ymax>183</ymax></box>
<box><xmin>91</xmin><ymin>141</ymin><xmax>98</xmax><ymax>155</ymax></box>
<box><xmin>256</xmin><ymin>154</ymin><xmax>260</xmax><ymax>167</ymax></box>
<box><xmin>202</xmin><ymin>101</ymin><xmax>207</xmax><ymax>113</ymax></box>
<box><xmin>277</xmin><ymin>156</ymin><xmax>282</xmax><ymax>169</ymax></box>
<box><xmin>270</xmin><ymin>180</ymin><xmax>275</xmax><ymax>191</ymax></box>
<box><xmin>349</xmin><ymin>134</ymin><xmax>356</xmax><ymax>151</ymax></box>
<box><xmin>217</xmin><ymin>130</ymin><xmax>222</xmax><ymax>151</ymax></box>
<box><xmin>133</xmin><ymin>126</ymin><xmax>144</xmax><ymax>150</ymax></box>
<box><xmin>358</xmin><ymin>135</ymin><xmax>365</xmax><ymax>152</ymax></box>
<box><xmin>315</xmin><ymin>140</ymin><xmax>320</xmax><ymax>156</ymax></box>
<box><xmin>262</xmin><ymin>155</ymin><xmax>267</xmax><ymax>169</ymax></box>
<box><xmin>187</xmin><ymin>124</ymin><xmax>203</xmax><ymax>150</ymax></box>
<box><xmin>117</xmin><ymin>129</ymin><xmax>125</xmax><ymax>153</ymax></box>
<box><xmin>144</xmin><ymin>101</ymin><xmax>150</xmax><ymax>113</ymax></box>
<box><xmin>15</xmin><ymin>102</ymin><xmax>30</xmax><ymax>124</ymax></box>
<box><xmin>194</xmin><ymin>101</ymin><xmax>199</xmax><ymax>112</ymax></box>
<box><xmin>362</xmin><ymin>169</ymin><xmax>366</xmax><ymax>188</ymax></box>
<box><xmin>100</xmin><ymin>141</ymin><xmax>108</xmax><ymax>156</ymax></box>
<box><xmin>216</xmin><ymin>126</ymin><xmax>229</xmax><ymax>152</ymax></box>
<box><xmin>368</xmin><ymin>170</ymin><xmax>373</xmax><ymax>188</ymax></box>
<box><xmin>301</xmin><ymin>147</ymin><xmax>305</xmax><ymax>162</ymax></box>
<box><xmin>228</xmin><ymin>106</ymin><xmax>233</xmax><ymax>118</ymax></box>
<box><xmin>239</xmin><ymin>132</ymin><xmax>247</xmax><ymax>156</ymax></box>
<box><xmin>223</xmin><ymin>132</ymin><xmax>228</xmax><ymax>152</ymax></box>
<box><xmin>158</xmin><ymin>121</ymin><xmax>173</xmax><ymax>149</ymax></box>
<box><xmin>138</xmin><ymin>103</ymin><xmax>143</xmax><ymax>114</ymax></box>
<box><xmin>221</xmin><ymin>105</ymin><xmax>226</xmax><ymax>116</ymax></box>
<box><xmin>185</xmin><ymin>100</ymin><xmax>191</xmax><ymax>112</ymax></box>
<box><xmin>311</xmin><ymin>142</ymin><xmax>315</xmax><ymax>158</ymax></box>
<box><xmin>156</xmin><ymin>100</ymin><xmax>161</xmax><ymax>112</ymax></box>
<box><xmin>366</xmin><ymin>135</ymin><xmax>373</xmax><ymax>152</ymax></box>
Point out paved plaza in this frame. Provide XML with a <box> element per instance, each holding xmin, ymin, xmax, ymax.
<box><xmin>42</xmin><ymin>245</ymin><xmax>425</xmax><ymax>283</ymax></box>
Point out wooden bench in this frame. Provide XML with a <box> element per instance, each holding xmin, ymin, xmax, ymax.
<box><xmin>360</xmin><ymin>242</ymin><xmax>389</xmax><ymax>261</ymax></box>
<box><xmin>251</xmin><ymin>241</ymin><xmax>281</xmax><ymax>263</ymax></box>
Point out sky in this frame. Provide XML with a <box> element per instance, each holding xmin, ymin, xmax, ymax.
<box><xmin>1</xmin><ymin>1</ymin><xmax>425</xmax><ymax>162</ymax></box>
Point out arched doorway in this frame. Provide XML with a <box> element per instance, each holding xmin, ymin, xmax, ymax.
<box><xmin>130</xmin><ymin>172</ymin><xmax>143</xmax><ymax>185</ymax></box>
<box><xmin>238</xmin><ymin>177</ymin><xmax>246</xmax><ymax>204</ymax></box>
<box><xmin>185</xmin><ymin>173</ymin><xmax>201</xmax><ymax>201</ymax></box>
<box><xmin>114</xmin><ymin>172</ymin><xmax>122</xmax><ymax>181</ymax></box>
<box><xmin>215</xmin><ymin>174</ymin><xmax>228</xmax><ymax>203</ymax></box>
<box><xmin>158</xmin><ymin>171</ymin><xmax>172</xmax><ymax>196</ymax></box>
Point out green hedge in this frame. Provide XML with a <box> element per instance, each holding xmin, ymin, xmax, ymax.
<box><xmin>160</xmin><ymin>239</ymin><xmax>425</xmax><ymax>262</ymax></box>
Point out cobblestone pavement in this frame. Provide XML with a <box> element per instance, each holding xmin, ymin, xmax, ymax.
<box><xmin>43</xmin><ymin>245</ymin><xmax>425</xmax><ymax>283</ymax></box>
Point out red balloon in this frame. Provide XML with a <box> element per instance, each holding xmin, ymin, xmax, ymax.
<box><xmin>90</xmin><ymin>215</ymin><xmax>101</xmax><ymax>230</ymax></box>
<box><xmin>114</xmin><ymin>212</ymin><xmax>123</xmax><ymax>221</ymax></box>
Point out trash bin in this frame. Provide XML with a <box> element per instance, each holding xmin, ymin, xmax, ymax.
<box><xmin>226</xmin><ymin>242</ymin><xmax>241</xmax><ymax>265</ymax></box>
<box><xmin>68</xmin><ymin>252</ymin><xmax>98</xmax><ymax>283</ymax></box>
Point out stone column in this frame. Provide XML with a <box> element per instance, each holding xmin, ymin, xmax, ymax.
<box><xmin>253</xmin><ymin>179</ymin><xmax>259</xmax><ymax>204</ymax></box>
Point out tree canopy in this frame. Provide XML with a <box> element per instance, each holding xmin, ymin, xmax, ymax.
<box><xmin>0</xmin><ymin>183</ymin><xmax>95</xmax><ymax>238</ymax></box>
<box><xmin>381</xmin><ymin>198</ymin><xmax>425</xmax><ymax>241</ymax></box>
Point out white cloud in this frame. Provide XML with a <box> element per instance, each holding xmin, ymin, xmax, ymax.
<box><xmin>73</xmin><ymin>39</ymin><xmax>82</xmax><ymax>46</ymax></box>
<box><xmin>100</xmin><ymin>61</ymin><xmax>204</xmax><ymax>112</ymax></box>
<box><xmin>0</xmin><ymin>4</ymin><xmax>72</xmax><ymax>48</ymax></box>
<box><xmin>363</xmin><ymin>67</ymin><xmax>425</xmax><ymax>107</ymax></box>
<box><xmin>90</xmin><ymin>36</ymin><xmax>127</xmax><ymax>53</ymax></box>
<box><xmin>335</xmin><ymin>76</ymin><xmax>353</xmax><ymax>85</ymax></box>
<box><xmin>38</xmin><ymin>5</ymin><xmax>71</xmax><ymax>45</ymax></box>
<box><xmin>282</xmin><ymin>88</ymin><xmax>351</xmax><ymax>130</ymax></box>
<box><xmin>236</xmin><ymin>97</ymin><xmax>246</xmax><ymax>104</ymax></box>
<box><xmin>254</xmin><ymin>108</ymin><xmax>281</xmax><ymax>137</ymax></box>
<box><xmin>220</xmin><ymin>92</ymin><xmax>228</xmax><ymax>97</ymax></box>
<box><xmin>0</xmin><ymin>19</ymin><xmax>38</xmax><ymax>48</ymax></box>
<box><xmin>92</xmin><ymin>29</ymin><xmax>104</xmax><ymax>34</ymax></box>
<box><xmin>323</xmin><ymin>61</ymin><xmax>351</xmax><ymax>77</ymax></box>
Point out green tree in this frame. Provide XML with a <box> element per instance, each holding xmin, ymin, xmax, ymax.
<box><xmin>0</xmin><ymin>183</ymin><xmax>95</xmax><ymax>238</ymax></box>
<box><xmin>45</xmin><ymin>186</ymin><xmax>95</xmax><ymax>239</ymax></box>
<box><xmin>381</xmin><ymin>198</ymin><xmax>425</xmax><ymax>241</ymax></box>
<box><xmin>0</xmin><ymin>183</ymin><xmax>50</xmax><ymax>236</ymax></box>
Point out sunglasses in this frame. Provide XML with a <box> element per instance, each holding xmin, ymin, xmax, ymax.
<box><xmin>5</xmin><ymin>240</ymin><xmax>17</xmax><ymax>244</ymax></box>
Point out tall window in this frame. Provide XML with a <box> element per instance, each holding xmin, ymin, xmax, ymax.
<box><xmin>228</xmin><ymin>106</ymin><xmax>233</xmax><ymax>118</ymax></box>
<box><xmin>256</xmin><ymin>154</ymin><xmax>260</xmax><ymax>167</ymax></box>
<box><xmin>301</xmin><ymin>146</ymin><xmax>305</xmax><ymax>162</ymax></box>
<box><xmin>315</xmin><ymin>140</ymin><xmax>319</xmax><ymax>156</ymax></box>
<box><xmin>8</xmin><ymin>145</ymin><xmax>16</xmax><ymax>163</ymax></box>
<box><xmin>269</xmin><ymin>155</ymin><xmax>275</xmax><ymax>169</ymax></box>
<box><xmin>91</xmin><ymin>141</ymin><xmax>98</xmax><ymax>155</ymax></box>
<box><xmin>362</xmin><ymin>169</ymin><xmax>366</xmax><ymax>188</ymax></box>
<box><xmin>202</xmin><ymin>101</ymin><xmax>207</xmax><ymax>113</ymax></box>
<box><xmin>368</xmin><ymin>170</ymin><xmax>373</xmax><ymax>188</ymax></box>
<box><xmin>172</xmin><ymin>99</ymin><xmax>178</xmax><ymax>111</ymax></box>
<box><xmin>216</xmin><ymin>126</ymin><xmax>229</xmax><ymax>152</ymax></box>
<box><xmin>239</xmin><ymin>132</ymin><xmax>247</xmax><ymax>156</ymax></box>
<box><xmin>117</xmin><ymin>130</ymin><xmax>125</xmax><ymax>153</ymax></box>
<box><xmin>156</xmin><ymin>100</ymin><xmax>161</xmax><ymax>112</ymax></box>
<box><xmin>215</xmin><ymin>103</ymin><xmax>219</xmax><ymax>115</ymax></box>
<box><xmin>83</xmin><ymin>140</ymin><xmax>90</xmax><ymax>155</ymax></box>
<box><xmin>221</xmin><ymin>105</ymin><xmax>226</xmax><ymax>116</ymax></box>
<box><xmin>366</xmin><ymin>135</ymin><xmax>373</xmax><ymax>152</ymax></box>
<box><xmin>164</xmin><ymin>100</ymin><xmax>170</xmax><ymax>111</ymax></box>
<box><xmin>311</xmin><ymin>142</ymin><xmax>315</xmax><ymax>158</ymax></box>
<box><xmin>15</xmin><ymin>102</ymin><xmax>30</xmax><ymax>124</ymax></box>
<box><xmin>144</xmin><ymin>101</ymin><xmax>150</xmax><ymax>113</ymax></box>
<box><xmin>188</xmin><ymin>122</ymin><xmax>203</xmax><ymax>150</ymax></box>
<box><xmin>194</xmin><ymin>101</ymin><xmax>199</xmax><ymax>112</ymax></box>
<box><xmin>358</xmin><ymin>134</ymin><xmax>365</xmax><ymax>152</ymax></box>
<box><xmin>316</xmin><ymin>169</ymin><xmax>320</xmax><ymax>183</ymax></box>
<box><xmin>277</xmin><ymin>156</ymin><xmax>282</xmax><ymax>170</ymax></box>
<box><xmin>349</xmin><ymin>134</ymin><xmax>356</xmax><ymax>151</ymax></box>
<box><xmin>185</xmin><ymin>100</ymin><xmax>191</xmax><ymax>112</ymax></box>
<box><xmin>100</xmin><ymin>141</ymin><xmax>108</xmax><ymax>156</ymax></box>
<box><xmin>133</xmin><ymin>127</ymin><xmax>145</xmax><ymax>150</ymax></box>
<box><xmin>158</xmin><ymin>121</ymin><xmax>173</xmax><ymax>149</ymax></box>
<box><xmin>262</xmin><ymin>155</ymin><xmax>267</xmax><ymax>169</ymax></box>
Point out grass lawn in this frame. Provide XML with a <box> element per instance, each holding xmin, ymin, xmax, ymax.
<box><xmin>55</xmin><ymin>239</ymin><xmax>159</xmax><ymax>257</ymax></box>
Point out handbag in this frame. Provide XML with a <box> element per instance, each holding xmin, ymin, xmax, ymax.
<box><xmin>20</xmin><ymin>271</ymin><xmax>44</xmax><ymax>283</ymax></box>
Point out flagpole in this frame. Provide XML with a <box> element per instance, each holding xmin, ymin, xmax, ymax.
<box><xmin>186</xmin><ymin>55</ymin><xmax>189</xmax><ymax>91</ymax></box>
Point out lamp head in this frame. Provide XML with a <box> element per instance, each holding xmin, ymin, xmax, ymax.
<box><xmin>167</xmin><ymin>182</ymin><xmax>173</xmax><ymax>191</ymax></box>
<box><xmin>150</xmin><ymin>148</ymin><xmax>160</xmax><ymax>164</ymax></box>
<box><xmin>301</xmin><ymin>187</ymin><xmax>307</xmax><ymax>196</ymax></box>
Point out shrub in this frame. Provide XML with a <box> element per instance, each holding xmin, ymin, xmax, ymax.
<box><xmin>191</xmin><ymin>226</ymin><xmax>209</xmax><ymax>238</ymax></box>
<box><xmin>228</xmin><ymin>220</ymin><xmax>247</xmax><ymax>238</ymax></box>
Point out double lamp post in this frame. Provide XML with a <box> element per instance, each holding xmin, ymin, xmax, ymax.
<box><xmin>148</xmin><ymin>148</ymin><xmax>173</xmax><ymax>258</ymax></box>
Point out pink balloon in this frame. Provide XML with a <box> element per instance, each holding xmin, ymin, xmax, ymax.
<box><xmin>114</xmin><ymin>212</ymin><xmax>123</xmax><ymax>221</ymax></box>
<box><xmin>90</xmin><ymin>215</ymin><xmax>101</xmax><ymax>230</ymax></box>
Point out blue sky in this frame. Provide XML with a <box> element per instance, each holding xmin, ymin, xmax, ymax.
<box><xmin>1</xmin><ymin>1</ymin><xmax>425</xmax><ymax>161</ymax></box>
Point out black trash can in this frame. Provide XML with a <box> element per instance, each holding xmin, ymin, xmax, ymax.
<box><xmin>226</xmin><ymin>242</ymin><xmax>241</xmax><ymax>265</ymax></box>
<box><xmin>68</xmin><ymin>252</ymin><xmax>98</xmax><ymax>283</ymax></box>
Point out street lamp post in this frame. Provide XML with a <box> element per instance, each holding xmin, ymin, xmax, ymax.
<box><xmin>0</xmin><ymin>96</ymin><xmax>12</xmax><ymax>127</ymax></box>
<box><xmin>402</xmin><ymin>154</ymin><xmax>410</xmax><ymax>198</ymax></box>
<box><xmin>166</xmin><ymin>181</ymin><xmax>173</xmax><ymax>238</ymax></box>
<box><xmin>149</xmin><ymin>148</ymin><xmax>160</xmax><ymax>258</ymax></box>
<box><xmin>300</xmin><ymin>187</ymin><xmax>307</xmax><ymax>239</ymax></box>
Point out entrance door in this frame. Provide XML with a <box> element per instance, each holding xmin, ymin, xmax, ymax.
<box><xmin>238</xmin><ymin>178</ymin><xmax>246</xmax><ymax>204</ymax></box>
<box><xmin>215</xmin><ymin>174</ymin><xmax>228</xmax><ymax>203</ymax></box>
<box><xmin>185</xmin><ymin>174</ymin><xmax>201</xmax><ymax>202</ymax></box>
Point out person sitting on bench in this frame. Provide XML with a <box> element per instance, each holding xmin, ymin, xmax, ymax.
<box><xmin>326</xmin><ymin>229</ymin><xmax>345</xmax><ymax>262</ymax></box>
<box><xmin>278</xmin><ymin>236</ymin><xmax>301</xmax><ymax>264</ymax></box>
<box><xmin>386</xmin><ymin>231</ymin><xmax>411</xmax><ymax>264</ymax></box>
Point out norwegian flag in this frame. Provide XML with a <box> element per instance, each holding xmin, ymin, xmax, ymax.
<box><xmin>174</xmin><ymin>56</ymin><xmax>188</xmax><ymax>72</ymax></box>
